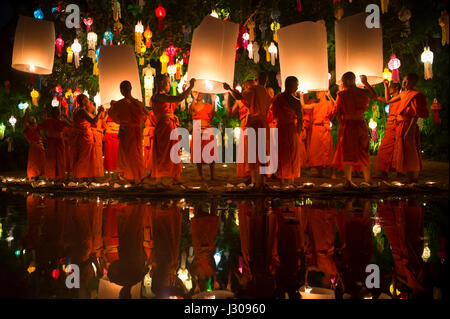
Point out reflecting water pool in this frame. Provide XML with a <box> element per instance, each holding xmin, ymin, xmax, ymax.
<box><xmin>0</xmin><ymin>191</ymin><xmax>448</xmax><ymax>299</ymax></box>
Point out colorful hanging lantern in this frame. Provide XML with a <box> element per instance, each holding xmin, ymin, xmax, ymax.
<box><xmin>398</xmin><ymin>7</ymin><xmax>412</xmax><ymax>37</ymax></box>
<box><xmin>135</xmin><ymin>21</ymin><xmax>144</xmax><ymax>54</ymax></box>
<box><xmin>388</xmin><ymin>54</ymin><xmax>401</xmax><ymax>83</ymax></box>
<box><xmin>166</xmin><ymin>44</ymin><xmax>177</xmax><ymax>65</ymax></box>
<box><xmin>94</xmin><ymin>92</ymin><xmax>101</xmax><ymax>107</ymax></box>
<box><xmin>252</xmin><ymin>42</ymin><xmax>260</xmax><ymax>63</ymax></box>
<box><xmin>182</xmin><ymin>24</ymin><xmax>192</xmax><ymax>44</ymax></box>
<box><xmin>430</xmin><ymin>98</ymin><xmax>442</xmax><ymax>124</ymax></box>
<box><xmin>66</xmin><ymin>46</ymin><xmax>73</xmax><ymax>63</ymax></box>
<box><xmin>103</xmin><ymin>29</ymin><xmax>113</xmax><ymax>46</ymax></box>
<box><xmin>175</xmin><ymin>59</ymin><xmax>182</xmax><ymax>80</ymax></box>
<box><xmin>144</xmin><ymin>26</ymin><xmax>152</xmax><ymax>48</ymax></box>
<box><xmin>143</xmin><ymin>64</ymin><xmax>156</xmax><ymax>106</ymax></box>
<box><xmin>247</xmin><ymin>18</ymin><xmax>255</xmax><ymax>41</ymax></box>
<box><xmin>183</xmin><ymin>51</ymin><xmax>189</xmax><ymax>64</ymax></box>
<box><xmin>160</xmin><ymin>51</ymin><xmax>169</xmax><ymax>74</ymax></box>
<box><xmin>242</xmin><ymin>30</ymin><xmax>249</xmax><ymax>50</ymax></box>
<box><xmin>113</xmin><ymin>20</ymin><xmax>123</xmax><ymax>38</ymax></box>
<box><xmin>380</xmin><ymin>0</ymin><xmax>389</xmax><ymax>14</ymax></box>
<box><xmin>259</xmin><ymin>23</ymin><xmax>267</xmax><ymax>40</ymax></box>
<box><xmin>369</xmin><ymin>118</ymin><xmax>377</xmax><ymax>141</ymax></box>
<box><xmin>52</xmin><ymin>269</ymin><xmax>60</xmax><ymax>279</ymax></box>
<box><xmin>297</xmin><ymin>0</ymin><xmax>302</xmax><ymax>12</ymax></box>
<box><xmin>264</xmin><ymin>43</ymin><xmax>270</xmax><ymax>63</ymax></box>
<box><xmin>55</xmin><ymin>36</ymin><xmax>64</xmax><ymax>57</ymax></box>
<box><xmin>210</xmin><ymin>10</ymin><xmax>219</xmax><ymax>18</ymax></box>
<box><xmin>9</xmin><ymin>115</ymin><xmax>17</xmax><ymax>132</ymax></box>
<box><xmin>55</xmin><ymin>85</ymin><xmax>62</xmax><ymax>99</ymax></box>
<box><xmin>83</xmin><ymin>17</ymin><xmax>93</xmax><ymax>33</ymax></box>
<box><xmin>139</xmin><ymin>43</ymin><xmax>146</xmax><ymax>66</ymax></box>
<box><xmin>112</xmin><ymin>0</ymin><xmax>121</xmax><ymax>22</ymax></box>
<box><xmin>87</xmin><ymin>32</ymin><xmax>97</xmax><ymax>60</ymax></box>
<box><xmin>51</xmin><ymin>96</ymin><xmax>59</xmax><ymax>107</ymax></box>
<box><xmin>155</xmin><ymin>3</ymin><xmax>166</xmax><ymax>32</ymax></box>
<box><xmin>30</xmin><ymin>89</ymin><xmax>40</xmax><ymax>106</ymax></box>
<box><xmin>421</xmin><ymin>46</ymin><xmax>433</xmax><ymax>80</ymax></box>
<box><xmin>18</xmin><ymin>101</ymin><xmax>29</xmax><ymax>114</ymax></box>
<box><xmin>383</xmin><ymin>68</ymin><xmax>392</xmax><ymax>82</ymax></box>
<box><xmin>71</xmin><ymin>39</ymin><xmax>82</xmax><ymax>69</ymax></box>
<box><xmin>439</xmin><ymin>10</ymin><xmax>449</xmax><ymax>46</ymax></box>
<box><xmin>73</xmin><ymin>88</ymin><xmax>81</xmax><ymax>108</ymax></box>
<box><xmin>34</xmin><ymin>8</ymin><xmax>44</xmax><ymax>20</ymax></box>
<box><xmin>270</xmin><ymin>22</ymin><xmax>280</xmax><ymax>42</ymax></box>
<box><xmin>247</xmin><ymin>42</ymin><xmax>253</xmax><ymax>59</ymax></box>
<box><xmin>167</xmin><ymin>64</ymin><xmax>177</xmax><ymax>83</ymax></box>
<box><xmin>335</xmin><ymin>4</ymin><xmax>344</xmax><ymax>20</ymax></box>
<box><xmin>268</xmin><ymin>42</ymin><xmax>278</xmax><ymax>66</ymax></box>
<box><xmin>0</xmin><ymin>123</ymin><xmax>5</xmax><ymax>140</ymax></box>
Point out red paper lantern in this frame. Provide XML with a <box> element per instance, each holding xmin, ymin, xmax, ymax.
<box><xmin>55</xmin><ymin>85</ymin><xmax>62</xmax><ymax>100</ymax></box>
<box><xmin>73</xmin><ymin>88</ymin><xmax>81</xmax><ymax>108</ymax></box>
<box><xmin>166</xmin><ymin>43</ymin><xmax>177</xmax><ymax>65</ymax></box>
<box><xmin>52</xmin><ymin>269</ymin><xmax>60</xmax><ymax>279</ymax></box>
<box><xmin>430</xmin><ymin>98</ymin><xmax>442</xmax><ymax>124</ymax></box>
<box><xmin>155</xmin><ymin>3</ymin><xmax>166</xmax><ymax>32</ymax></box>
<box><xmin>55</xmin><ymin>37</ymin><xmax>64</xmax><ymax>57</ymax></box>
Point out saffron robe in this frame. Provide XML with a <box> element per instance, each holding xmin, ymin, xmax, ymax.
<box><xmin>191</xmin><ymin>215</ymin><xmax>219</xmax><ymax>278</ymax></box>
<box><xmin>38</xmin><ymin>118</ymin><xmax>66</xmax><ymax>179</ymax></box>
<box><xmin>236</xmin><ymin>101</ymin><xmax>250</xmax><ymax>178</ymax></box>
<box><xmin>72</xmin><ymin>110</ymin><xmax>96</xmax><ymax>178</ymax></box>
<box><xmin>103</xmin><ymin>116</ymin><xmax>120</xmax><ymax>172</ymax></box>
<box><xmin>23</xmin><ymin>125</ymin><xmax>45</xmax><ymax>178</ymax></box>
<box><xmin>190</xmin><ymin>102</ymin><xmax>218</xmax><ymax>164</ymax></box>
<box><xmin>143</xmin><ymin>111</ymin><xmax>157</xmax><ymax>171</ymax></box>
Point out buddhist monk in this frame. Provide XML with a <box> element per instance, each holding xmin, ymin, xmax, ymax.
<box><xmin>91</xmin><ymin>106</ymin><xmax>105</xmax><ymax>178</ymax></box>
<box><xmin>189</xmin><ymin>92</ymin><xmax>217</xmax><ymax>181</ymax></box>
<box><xmin>62</xmin><ymin>126</ymin><xmax>75</xmax><ymax>177</ymax></box>
<box><xmin>37</xmin><ymin>107</ymin><xmax>70</xmax><ymax>180</ymax></box>
<box><xmin>108</xmin><ymin>81</ymin><xmax>148</xmax><ymax>184</ymax></box>
<box><xmin>224</xmin><ymin>72</ymin><xmax>273</xmax><ymax>189</ymax></box>
<box><xmin>307</xmin><ymin>91</ymin><xmax>337</xmax><ymax>178</ymax></box>
<box><xmin>271</xmin><ymin>76</ymin><xmax>303</xmax><ymax>185</ymax></box>
<box><xmin>72</xmin><ymin>94</ymin><xmax>104</xmax><ymax>180</ymax></box>
<box><xmin>22</xmin><ymin>108</ymin><xmax>45</xmax><ymax>180</ymax></box>
<box><xmin>265</xmin><ymin>88</ymin><xmax>278</xmax><ymax>179</ymax></box>
<box><xmin>332</xmin><ymin>73</ymin><xmax>378</xmax><ymax>188</ymax></box>
<box><xmin>143</xmin><ymin>111</ymin><xmax>157</xmax><ymax>176</ymax></box>
<box><xmin>103</xmin><ymin>113</ymin><xmax>120</xmax><ymax>179</ymax></box>
<box><xmin>301</xmin><ymin>94</ymin><xmax>314</xmax><ymax>162</ymax></box>
<box><xmin>151</xmin><ymin>76</ymin><xmax>195</xmax><ymax>187</ymax></box>
<box><xmin>385</xmin><ymin>74</ymin><xmax>429</xmax><ymax>183</ymax></box>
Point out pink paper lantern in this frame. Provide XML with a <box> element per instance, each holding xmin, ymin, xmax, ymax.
<box><xmin>55</xmin><ymin>36</ymin><xmax>64</xmax><ymax>57</ymax></box>
<box><xmin>388</xmin><ymin>54</ymin><xmax>401</xmax><ymax>83</ymax></box>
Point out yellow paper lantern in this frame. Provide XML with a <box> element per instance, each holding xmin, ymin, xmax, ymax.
<box><xmin>186</xmin><ymin>15</ymin><xmax>239</xmax><ymax>93</ymax></box>
<box><xmin>270</xmin><ymin>22</ymin><xmax>280</xmax><ymax>42</ymax></box>
<box><xmin>335</xmin><ymin>12</ymin><xmax>383</xmax><ymax>86</ymax></box>
<box><xmin>98</xmin><ymin>45</ymin><xmax>142</xmax><ymax>108</ymax></box>
<box><xmin>135</xmin><ymin>21</ymin><xmax>144</xmax><ymax>54</ymax></box>
<box><xmin>160</xmin><ymin>52</ymin><xmax>169</xmax><ymax>75</ymax></box>
<box><xmin>278</xmin><ymin>20</ymin><xmax>329</xmax><ymax>92</ymax></box>
<box><xmin>383</xmin><ymin>68</ymin><xmax>392</xmax><ymax>82</ymax></box>
<box><xmin>66</xmin><ymin>46</ymin><xmax>73</xmax><ymax>63</ymax></box>
<box><xmin>12</xmin><ymin>15</ymin><xmax>55</xmax><ymax>74</ymax></box>
<box><xmin>30</xmin><ymin>89</ymin><xmax>40</xmax><ymax>106</ymax></box>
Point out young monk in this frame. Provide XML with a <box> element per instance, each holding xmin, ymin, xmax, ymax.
<box><xmin>224</xmin><ymin>72</ymin><xmax>273</xmax><ymax>190</ymax></box>
<box><xmin>307</xmin><ymin>91</ymin><xmax>337</xmax><ymax>178</ymax></box>
<box><xmin>225</xmin><ymin>80</ymin><xmax>255</xmax><ymax>184</ymax></box>
<box><xmin>37</xmin><ymin>107</ymin><xmax>70</xmax><ymax>181</ymax></box>
<box><xmin>72</xmin><ymin>94</ymin><xmax>105</xmax><ymax>180</ymax></box>
<box><xmin>22</xmin><ymin>108</ymin><xmax>45</xmax><ymax>180</ymax></box>
<box><xmin>385</xmin><ymin>73</ymin><xmax>429</xmax><ymax>183</ymax></box>
<box><xmin>332</xmin><ymin>73</ymin><xmax>378</xmax><ymax>188</ymax></box>
<box><xmin>271</xmin><ymin>76</ymin><xmax>303</xmax><ymax>185</ymax></box>
<box><xmin>108</xmin><ymin>81</ymin><xmax>148</xmax><ymax>184</ymax></box>
<box><xmin>143</xmin><ymin>110</ymin><xmax>157</xmax><ymax>177</ymax></box>
<box><xmin>151</xmin><ymin>76</ymin><xmax>195</xmax><ymax>187</ymax></box>
<box><xmin>374</xmin><ymin>80</ymin><xmax>402</xmax><ymax>180</ymax></box>
<box><xmin>102</xmin><ymin>113</ymin><xmax>120</xmax><ymax>179</ymax></box>
<box><xmin>189</xmin><ymin>92</ymin><xmax>217</xmax><ymax>181</ymax></box>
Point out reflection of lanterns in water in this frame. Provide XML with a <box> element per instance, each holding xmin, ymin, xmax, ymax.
<box><xmin>372</xmin><ymin>224</ymin><xmax>381</xmax><ymax>235</ymax></box>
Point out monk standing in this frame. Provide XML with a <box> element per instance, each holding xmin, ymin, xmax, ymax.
<box><xmin>151</xmin><ymin>76</ymin><xmax>195</xmax><ymax>187</ymax></box>
<box><xmin>189</xmin><ymin>92</ymin><xmax>217</xmax><ymax>181</ymax></box>
<box><xmin>22</xmin><ymin>108</ymin><xmax>45</xmax><ymax>180</ymax></box>
<box><xmin>91</xmin><ymin>104</ymin><xmax>105</xmax><ymax>178</ymax></box>
<box><xmin>332</xmin><ymin>73</ymin><xmax>377</xmax><ymax>188</ymax></box>
<box><xmin>271</xmin><ymin>76</ymin><xmax>303</xmax><ymax>185</ymax></box>
<box><xmin>375</xmin><ymin>80</ymin><xmax>402</xmax><ymax>180</ymax></box>
<box><xmin>224</xmin><ymin>72</ymin><xmax>273</xmax><ymax>189</ymax></box>
<box><xmin>143</xmin><ymin>111</ymin><xmax>157</xmax><ymax>177</ymax></box>
<box><xmin>385</xmin><ymin>74</ymin><xmax>429</xmax><ymax>183</ymax></box>
<box><xmin>103</xmin><ymin>113</ymin><xmax>120</xmax><ymax>179</ymax></box>
<box><xmin>108</xmin><ymin>81</ymin><xmax>148</xmax><ymax>184</ymax></box>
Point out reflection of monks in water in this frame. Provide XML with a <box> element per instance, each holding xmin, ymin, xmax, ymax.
<box><xmin>378</xmin><ymin>199</ymin><xmax>427</xmax><ymax>296</ymax></box>
<box><xmin>149</xmin><ymin>200</ymin><xmax>185</xmax><ymax>298</ymax></box>
<box><xmin>190</xmin><ymin>200</ymin><xmax>220</xmax><ymax>293</ymax></box>
<box><xmin>236</xmin><ymin>199</ymin><xmax>278</xmax><ymax>298</ymax></box>
<box><xmin>300</xmin><ymin>201</ymin><xmax>340</xmax><ymax>294</ymax></box>
<box><xmin>336</xmin><ymin>199</ymin><xmax>373</xmax><ymax>298</ymax></box>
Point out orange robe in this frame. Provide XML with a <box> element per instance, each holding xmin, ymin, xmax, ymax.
<box><xmin>38</xmin><ymin>118</ymin><xmax>66</xmax><ymax>179</ymax></box>
<box><xmin>103</xmin><ymin>116</ymin><xmax>120</xmax><ymax>171</ymax></box>
<box><xmin>108</xmin><ymin>98</ymin><xmax>146</xmax><ymax>181</ymax></box>
<box><xmin>91</xmin><ymin>122</ymin><xmax>104</xmax><ymax>177</ymax></box>
<box><xmin>72</xmin><ymin>110</ymin><xmax>96</xmax><ymax>178</ymax></box>
<box><xmin>103</xmin><ymin>203</ymin><xmax>122</xmax><ymax>263</ymax></box>
<box><xmin>302</xmin><ymin>107</ymin><xmax>314</xmax><ymax>157</ymax></box>
<box><xmin>62</xmin><ymin>126</ymin><xmax>75</xmax><ymax>174</ymax></box>
<box><xmin>392</xmin><ymin>90</ymin><xmax>429</xmax><ymax>173</ymax></box>
<box><xmin>190</xmin><ymin>102</ymin><xmax>218</xmax><ymax>163</ymax></box>
<box><xmin>151</xmin><ymin>101</ymin><xmax>182</xmax><ymax>178</ymax></box>
<box><xmin>236</xmin><ymin>101</ymin><xmax>250</xmax><ymax>178</ymax></box>
<box><xmin>23</xmin><ymin>125</ymin><xmax>45</xmax><ymax>178</ymax></box>
<box><xmin>308</xmin><ymin>100</ymin><xmax>336</xmax><ymax>167</ymax></box>
<box><xmin>143</xmin><ymin>111</ymin><xmax>157</xmax><ymax>171</ymax></box>
<box><xmin>272</xmin><ymin>93</ymin><xmax>304</xmax><ymax>179</ymax></box>
<box><xmin>191</xmin><ymin>215</ymin><xmax>219</xmax><ymax>278</ymax></box>
<box><xmin>375</xmin><ymin>100</ymin><xmax>401</xmax><ymax>172</ymax></box>
<box><xmin>332</xmin><ymin>87</ymin><xmax>370</xmax><ymax>171</ymax></box>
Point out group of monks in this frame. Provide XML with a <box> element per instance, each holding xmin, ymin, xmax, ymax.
<box><xmin>22</xmin><ymin>69</ymin><xmax>429</xmax><ymax>189</ymax></box>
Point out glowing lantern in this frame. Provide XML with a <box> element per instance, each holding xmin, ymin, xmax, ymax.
<box><xmin>55</xmin><ymin>85</ymin><xmax>62</xmax><ymax>99</ymax></box>
<box><xmin>160</xmin><ymin>51</ymin><xmax>169</xmax><ymax>74</ymax></box>
<box><xmin>398</xmin><ymin>7</ymin><xmax>411</xmax><ymax>37</ymax></box>
<box><xmin>103</xmin><ymin>29</ymin><xmax>113</xmax><ymax>46</ymax></box>
<box><xmin>421</xmin><ymin>47</ymin><xmax>433</xmax><ymax>80</ymax></box>
<box><xmin>167</xmin><ymin>65</ymin><xmax>177</xmax><ymax>83</ymax></box>
<box><xmin>83</xmin><ymin>17</ymin><xmax>93</xmax><ymax>33</ymax></box>
<box><xmin>247</xmin><ymin>18</ymin><xmax>255</xmax><ymax>41</ymax></box>
<box><xmin>247</xmin><ymin>42</ymin><xmax>253</xmax><ymax>59</ymax></box>
<box><xmin>422</xmin><ymin>245</ymin><xmax>431</xmax><ymax>262</ymax></box>
<box><xmin>278</xmin><ymin>20</ymin><xmax>329</xmax><ymax>92</ymax></box>
<box><xmin>30</xmin><ymin>89</ymin><xmax>40</xmax><ymax>106</ymax></box>
<box><xmin>270</xmin><ymin>22</ymin><xmax>280</xmax><ymax>43</ymax></box>
<box><xmin>55</xmin><ymin>36</ymin><xmax>64</xmax><ymax>57</ymax></box>
<box><xmin>51</xmin><ymin>96</ymin><xmax>59</xmax><ymax>107</ymax></box>
<box><xmin>155</xmin><ymin>3</ymin><xmax>166</xmax><ymax>32</ymax></box>
<box><xmin>52</xmin><ymin>269</ymin><xmax>60</xmax><ymax>279</ymax></box>
<box><xmin>12</xmin><ymin>15</ymin><xmax>55</xmax><ymax>75</ymax></box>
<box><xmin>18</xmin><ymin>101</ymin><xmax>29</xmax><ymax>114</ymax></box>
<box><xmin>252</xmin><ymin>42</ymin><xmax>260</xmax><ymax>63</ymax></box>
<box><xmin>98</xmin><ymin>45</ymin><xmax>142</xmax><ymax>108</ymax></box>
<box><xmin>186</xmin><ymin>15</ymin><xmax>239</xmax><ymax>93</ymax></box>
<box><xmin>66</xmin><ymin>46</ymin><xmax>73</xmax><ymax>63</ymax></box>
<box><xmin>369</xmin><ymin>118</ymin><xmax>378</xmax><ymax>141</ymax></box>
<box><xmin>135</xmin><ymin>21</ymin><xmax>144</xmax><ymax>54</ymax></box>
<box><xmin>335</xmin><ymin>4</ymin><xmax>344</xmax><ymax>20</ymax></box>
<box><xmin>144</xmin><ymin>26</ymin><xmax>152</xmax><ymax>48</ymax></box>
<box><xmin>430</xmin><ymin>98</ymin><xmax>442</xmax><ymax>124</ymax></box>
<box><xmin>388</xmin><ymin>54</ymin><xmax>401</xmax><ymax>83</ymax></box>
<box><xmin>0</xmin><ymin>123</ymin><xmax>4</xmax><ymax>140</ymax></box>
<box><xmin>268</xmin><ymin>42</ymin><xmax>277</xmax><ymax>66</ymax></box>
<box><xmin>34</xmin><ymin>9</ymin><xmax>44</xmax><ymax>20</ymax></box>
<box><xmin>113</xmin><ymin>20</ymin><xmax>123</xmax><ymax>38</ymax></box>
<box><xmin>73</xmin><ymin>88</ymin><xmax>81</xmax><ymax>108</ymax></box>
<box><xmin>210</xmin><ymin>10</ymin><xmax>219</xmax><ymax>18</ymax></box>
<box><xmin>9</xmin><ymin>115</ymin><xmax>17</xmax><ymax>132</ymax></box>
<box><xmin>166</xmin><ymin>44</ymin><xmax>177</xmax><ymax>65</ymax></box>
<box><xmin>87</xmin><ymin>32</ymin><xmax>98</xmax><ymax>59</ymax></box>
<box><xmin>383</xmin><ymin>68</ymin><xmax>392</xmax><ymax>82</ymax></box>
<box><xmin>380</xmin><ymin>0</ymin><xmax>389</xmax><ymax>14</ymax></box>
<box><xmin>143</xmin><ymin>64</ymin><xmax>156</xmax><ymax>106</ymax></box>
<box><xmin>264</xmin><ymin>44</ymin><xmax>270</xmax><ymax>63</ymax></box>
<box><xmin>335</xmin><ymin>13</ymin><xmax>383</xmax><ymax>86</ymax></box>
<box><xmin>71</xmin><ymin>39</ymin><xmax>81</xmax><ymax>69</ymax></box>
<box><xmin>112</xmin><ymin>0</ymin><xmax>121</xmax><ymax>21</ymax></box>
<box><xmin>242</xmin><ymin>30</ymin><xmax>249</xmax><ymax>50</ymax></box>
<box><xmin>94</xmin><ymin>92</ymin><xmax>101</xmax><ymax>107</ymax></box>
<box><xmin>175</xmin><ymin>59</ymin><xmax>182</xmax><ymax>80</ymax></box>
<box><xmin>439</xmin><ymin>10</ymin><xmax>449</xmax><ymax>46</ymax></box>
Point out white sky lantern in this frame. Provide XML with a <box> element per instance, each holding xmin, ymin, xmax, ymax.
<box><xmin>187</xmin><ymin>15</ymin><xmax>239</xmax><ymax>93</ymax></box>
<box><xmin>278</xmin><ymin>20</ymin><xmax>329</xmax><ymax>91</ymax></box>
<box><xmin>98</xmin><ymin>45</ymin><xmax>142</xmax><ymax>108</ymax></box>
<box><xmin>335</xmin><ymin>12</ymin><xmax>383</xmax><ymax>86</ymax></box>
<box><xmin>12</xmin><ymin>15</ymin><xmax>55</xmax><ymax>75</ymax></box>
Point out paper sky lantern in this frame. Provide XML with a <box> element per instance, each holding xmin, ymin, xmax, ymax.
<box><xmin>155</xmin><ymin>3</ymin><xmax>166</xmax><ymax>32</ymax></box>
<box><xmin>335</xmin><ymin>12</ymin><xmax>383</xmax><ymax>85</ymax></box>
<box><xmin>186</xmin><ymin>15</ymin><xmax>239</xmax><ymax>93</ymax></box>
<box><xmin>421</xmin><ymin>46</ymin><xmax>433</xmax><ymax>80</ymax></box>
<box><xmin>12</xmin><ymin>15</ymin><xmax>55</xmax><ymax>75</ymax></box>
<box><xmin>278</xmin><ymin>20</ymin><xmax>329</xmax><ymax>92</ymax></box>
<box><xmin>98</xmin><ymin>45</ymin><xmax>142</xmax><ymax>108</ymax></box>
<box><xmin>430</xmin><ymin>98</ymin><xmax>442</xmax><ymax>124</ymax></box>
<box><xmin>388</xmin><ymin>54</ymin><xmax>401</xmax><ymax>83</ymax></box>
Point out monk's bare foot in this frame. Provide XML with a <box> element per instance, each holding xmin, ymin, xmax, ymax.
<box><xmin>343</xmin><ymin>180</ymin><xmax>359</xmax><ymax>190</ymax></box>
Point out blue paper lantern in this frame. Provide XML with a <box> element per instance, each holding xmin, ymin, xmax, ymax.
<box><xmin>385</xmin><ymin>104</ymin><xmax>389</xmax><ymax>114</ymax></box>
<box><xmin>34</xmin><ymin>8</ymin><xmax>44</xmax><ymax>19</ymax></box>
